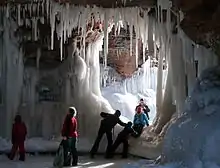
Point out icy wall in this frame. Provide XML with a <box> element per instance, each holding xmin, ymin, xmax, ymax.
<box><xmin>0</xmin><ymin>12</ymin><xmax>24</xmax><ymax>138</ymax></box>
<box><xmin>101</xmin><ymin>59</ymin><xmax>168</xmax><ymax>124</ymax></box>
<box><xmin>162</xmin><ymin>66</ymin><xmax>220</xmax><ymax>167</ymax></box>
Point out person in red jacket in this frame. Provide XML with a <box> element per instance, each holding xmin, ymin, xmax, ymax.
<box><xmin>61</xmin><ymin>107</ymin><xmax>78</xmax><ymax>167</ymax></box>
<box><xmin>9</xmin><ymin>114</ymin><xmax>27</xmax><ymax>161</ymax></box>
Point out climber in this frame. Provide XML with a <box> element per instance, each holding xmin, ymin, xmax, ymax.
<box><xmin>90</xmin><ymin>110</ymin><xmax>126</xmax><ymax>159</ymax></box>
<box><xmin>109</xmin><ymin>121</ymin><xmax>137</xmax><ymax>158</ymax></box>
<box><xmin>9</xmin><ymin>114</ymin><xmax>27</xmax><ymax>161</ymax></box>
<box><xmin>135</xmin><ymin>98</ymin><xmax>150</xmax><ymax>120</ymax></box>
<box><xmin>132</xmin><ymin>106</ymin><xmax>149</xmax><ymax>137</ymax></box>
<box><xmin>61</xmin><ymin>107</ymin><xmax>78</xmax><ymax>167</ymax></box>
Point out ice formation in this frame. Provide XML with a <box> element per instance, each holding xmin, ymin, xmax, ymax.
<box><xmin>161</xmin><ymin>66</ymin><xmax>220</xmax><ymax>168</ymax></box>
<box><xmin>0</xmin><ymin>1</ymin><xmax>220</xmax><ymax>164</ymax></box>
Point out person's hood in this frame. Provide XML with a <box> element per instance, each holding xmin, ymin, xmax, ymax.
<box><xmin>69</xmin><ymin>107</ymin><xmax>77</xmax><ymax>117</ymax></box>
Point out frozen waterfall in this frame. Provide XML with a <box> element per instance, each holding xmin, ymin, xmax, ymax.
<box><xmin>101</xmin><ymin>58</ymin><xmax>168</xmax><ymax>124</ymax></box>
<box><xmin>0</xmin><ymin>1</ymin><xmax>220</xmax><ymax>163</ymax></box>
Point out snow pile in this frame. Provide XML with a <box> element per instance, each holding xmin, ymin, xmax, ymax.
<box><xmin>0</xmin><ymin>137</ymin><xmax>95</xmax><ymax>153</ymax></box>
<box><xmin>0</xmin><ymin>137</ymin><xmax>11</xmax><ymax>152</ymax></box>
<box><xmin>161</xmin><ymin>66</ymin><xmax>220</xmax><ymax>167</ymax></box>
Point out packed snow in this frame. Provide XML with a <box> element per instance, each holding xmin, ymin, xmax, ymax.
<box><xmin>0</xmin><ymin>155</ymin><xmax>140</xmax><ymax>168</ymax></box>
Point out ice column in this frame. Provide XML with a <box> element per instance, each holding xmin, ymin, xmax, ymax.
<box><xmin>103</xmin><ymin>11</ymin><xmax>109</xmax><ymax>68</ymax></box>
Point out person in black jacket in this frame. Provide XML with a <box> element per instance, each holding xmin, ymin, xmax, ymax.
<box><xmin>135</xmin><ymin>98</ymin><xmax>150</xmax><ymax>120</ymax></box>
<box><xmin>110</xmin><ymin>122</ymin><xmax>137</xmax><ymax>158</ymax></box>
<box><xmin>90</xmin><ymin>110</ymin><xmax>126</xmax><ymax>158</ymax></box>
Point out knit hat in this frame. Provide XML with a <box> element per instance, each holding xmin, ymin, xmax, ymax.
<box><xmin>69</xmin><ymin>107</ymin><xmax>77</xmax><ymax>117</ymax></box>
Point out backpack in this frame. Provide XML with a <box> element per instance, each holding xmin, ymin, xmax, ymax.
<box><xmin>144</xmin><ymin>105</ymin><xmax>150</xmax><ymax>113</ymax></box>
<box><xmin>53</xmin><ymin>141</ymin><xmax>64</xmax><ymax>168</ymax></box>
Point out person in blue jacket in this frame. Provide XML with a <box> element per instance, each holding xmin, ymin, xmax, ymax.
<box><xmin>133</xmin><ymin>106</ymin><xmax>149</xmax><ymax>137</ymax></box>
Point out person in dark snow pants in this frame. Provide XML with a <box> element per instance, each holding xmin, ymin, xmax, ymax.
<box><xmin>110</xmin><ymin>122</ymin><xmax>137</xmax><ymax>158</ymax></box>
<box><xmin>133</xmin><ymin>106</ymin><xmax>149</xmax><ymax>137</ymax></box>
<box><xmin>90</xmin><ymin>110</ymin><xmax>126</xmax><ymax>158</ymax></box>
<box><xmin>61</xmin><ymin>107</ymin><xmax>78</xmax><ymax>167</ymax></box>
<box><xmin>135</xmin><ymin>98</ymin><xmax>150</xmax><ymax>120</ymax></box>
<box><xmin>9</xmin><ymin>114</ymin><xmax>27</xmax><ymax>161</ymax></box>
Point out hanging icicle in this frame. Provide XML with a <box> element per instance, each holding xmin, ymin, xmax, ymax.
<box><xmin>103</xmin><ymin>11</ymin><xmax>109</xmax><ymax>68</ymax></box>
<box><xmin>17</xmin><ymin>4</ymin><xmax>21</xmax><ymax>26</ymax></box>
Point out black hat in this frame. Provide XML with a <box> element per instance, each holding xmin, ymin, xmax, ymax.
<box><xmin>114</xmin><ymin>110</ymin><xmax>121</xmax><ymax>117</ymax></box>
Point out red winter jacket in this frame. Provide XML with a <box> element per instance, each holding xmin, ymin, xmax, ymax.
<box><xmin>12</xmin><ymin>122</ymin><xmax>27</xmax><ymax>144</ymax></box>
<box><xmin>62</xmin><ymin>114</ymin><xmax>78</xmax><ymax>138</ymax></box>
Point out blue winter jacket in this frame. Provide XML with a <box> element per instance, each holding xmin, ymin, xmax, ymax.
<box><xmin>133</xmin><ymin>113</ymin><xmax>149</xmax><ymax>126</ymax></box>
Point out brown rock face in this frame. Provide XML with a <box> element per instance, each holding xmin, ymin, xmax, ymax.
<box><xmin>107</xmin><ymin>30</ymin><xmax>143</xmax><ymax>77</ymax></box>
<box><xmin>174</xmin><ymin>0</ymin><xmax>220</xmax><ymax>55</ymax></box>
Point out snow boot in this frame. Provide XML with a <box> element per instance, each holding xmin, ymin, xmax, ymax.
<box><xmin>19</xmin><ymin>153</ymin><xmax>25</xmax><ymax>161</ymax></box>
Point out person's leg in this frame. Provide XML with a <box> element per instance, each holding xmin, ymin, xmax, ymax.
<box><xmin>122</xmin><ymin>139</ymin><xmax>129</xmax><ymax>158</ymax></box>
<box><xmin>9</xmin><ymin>144</ymin><xmax>18</xmax><ymax>160</ymax></box>
<box><xmin>105</xmin><ymin>131</ymin><xmax>113</xmax><ymax>158</ymax></box>
<box><xmin>90</xmin><ymin>127</ymin><xmax>105</xmax><ymax>157</ymax></box>
<box><xmin>18</xmin><ymin>142</ymin><xmax>25</xmax><ymax>161</ymax></box>
<box><xmin>110</xmin><ymin>136</ymin><xmax>122</xmax><ymax>157</ymax></box>
<box><xmin>135</xmin><ymin>124</ymin><xmax>144</xmax><ymax>137</ymax></box>
<box><xmin>132</xmin><ymin>125</ymin><xmax>141</xmax><ymax>137</ymax></box>
<box><xmin>70</xmin><ymin>137</ymin><xmax>78</xmax><ymax>166</ymax></box>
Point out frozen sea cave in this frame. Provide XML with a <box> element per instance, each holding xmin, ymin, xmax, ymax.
<box><xmin>1</xmin><ymin>0</ymin><xmax>220</xmax><ymax>167</ymax></box>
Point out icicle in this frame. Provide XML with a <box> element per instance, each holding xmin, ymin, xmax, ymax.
<box><xmin>135</xmin><ymin>35</ymin><xmax>138</xmax><ymax>68</ymax></box>
<box><xmin>37</xmin><ymin>2</ymin><xmax>40</xmax><ymax>17</ymax></box>
<box><xmin>143</xmin><ymin>43</ymin><xmax>146</xmax><ymax>63</ymax></box>
<box><xmin>78</xmin><ymin>12</ymin><xmax>81</xmax><ymax>34</ymax></box>
<box><xmin>40</xmin><ymin>17</ymin><xmax>45</xmax><ymax>24</ymax></box>
<box><xmin>60</xmin><ymin>33</ymin><xmax>63</xmax><ymax>61</ymax></box>
<box><xmin>33</xmin><ymin>4</ymin><xmax>37</xmax><ymax>16</ymax></box>
<box><xmin>103</xmin><ymin>11</ymin><xmax>109</xmax><ymax>68</ymax></box>
<box><xmin>6</xmin><ymin>4</ymin><xmax>10</xmax><ymax>18</ymax></box>
<box><xmin>17</xmin><ymin>4</ymin><xmax>21</xmax><ymax>26</ymax></box>
<box><xmin>50</xmin><ymin>4</ymin><xmax>55</xmax><ymax>50</ymax></box>
<box><xmin>32</xmin><ymin>18</ymin><xmax>38</xmax><ymax>41</ymax></box>
<box><xmin>28</xmin><ymin>4</ymin><xmax>32</xmax><ymax>17</ymax></box>
<box><xmin>36</xmin><ymin>47</ymin><xmax>41</xmax><ymax>69</ymax></box>
<box><xmin>129</xmin><ymin>19</ymin><xmax>133</xmax><ymax>56</ymax></box>
<box><xmin>46</xmin><ymin>0</ymin><xmax>50</xmax><ymax>20</ymax></box>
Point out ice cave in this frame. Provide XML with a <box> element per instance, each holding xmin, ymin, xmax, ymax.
<box><xmin>0</xmin><ymin>0</ymin><xmax>220</xmax><ymax>167</ymax></box>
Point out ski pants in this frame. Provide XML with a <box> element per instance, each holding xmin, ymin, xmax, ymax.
<box><xmin>90</xmin><ymin>126</ymin><xmax>113</xmax><ymax>157</ymax></box>
<box><xmin>133</xmin><ymin>124</ymin><xmax>145</xmax><ymax>137</ymax></box>
<box><xmin>111</xmin><ymin>136</ymin><xmax>129</xmax><ymax>158</ymax></box>
<box><xmin>63</xmin><ymin>137</ymin><xmax>78</xmax><ymax>166</ymax></box>
<box><xmin>9</xmin><ymin>142</ymin><xmax>25</xmax><ymax>161</ymax></box>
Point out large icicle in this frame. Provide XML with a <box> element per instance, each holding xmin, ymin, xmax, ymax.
<box><xmin>103</xmin><ymin>11</ymin><xmax>109</xmax><ymax>68</ymax></box>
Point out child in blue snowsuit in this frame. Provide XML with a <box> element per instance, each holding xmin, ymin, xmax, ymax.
<box><xmin>133</xmin><ymin>106</ymin><xmax>149</xmax><ymax>137</ymax></box>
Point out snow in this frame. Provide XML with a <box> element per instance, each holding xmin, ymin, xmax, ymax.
<box><xmin>101</xmin><ymin>59</ymin><xmax>168</xmax><ymax>124</ymax></box>
<box><xmin>0</xmin><ymin>155</ymin><xmax>139</xmax><ymax>168</ymax></box>
<box><xmin>1</xmin><ymin>1</ymin><xmax>220</xmax><ymax>168</ymax></box>
<box><xmin>162</xmin><ymin>66</ymin><xmax>220</xmax><ymax>167</ymax></box>
<box><xmin>0</xmin><ymin>137</ymin><xmax>95</xmax><ymax>153</ymax></box>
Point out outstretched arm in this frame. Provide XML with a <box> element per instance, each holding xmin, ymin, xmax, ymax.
<box><xmin>100</xmin><ymin>112</ymin><xmax>112</xmax><ymax>118</ymax></box>
<box><xmin>117</xmin><ymin>119</ymin><xmax>127</xmax><ymax>127</ymax></box>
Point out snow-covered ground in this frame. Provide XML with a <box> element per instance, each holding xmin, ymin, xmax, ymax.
<box><xmin>0</xmin><ymin>155</ymin><xmax>145</xmax><ymax>168</ymax></box>
<box><xmin>0</xmin><ymin>137</ymin><xmax>95</xmax><ymax>153</ymax></box>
